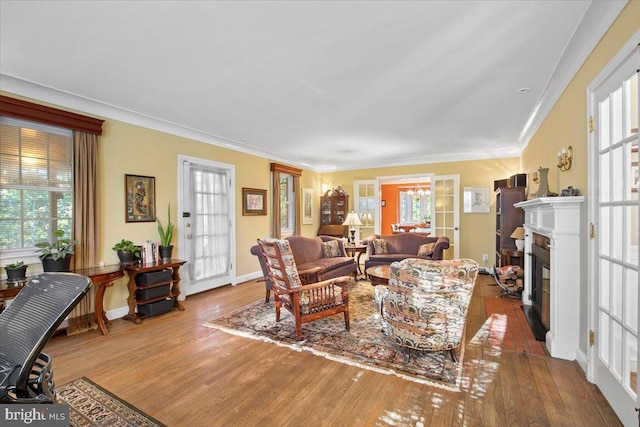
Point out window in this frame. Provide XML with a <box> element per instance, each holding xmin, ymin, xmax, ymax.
<box><xmin>399</xmin><ymin>191</ymin><xmax>431</xmax><ymax>223</ymax></box>
<box><xmin>279</xmin><ymin>173</ymin><xmax>295</xmax><ymax>237</ymax></box>
<box><xmin>0</xmin><ymin>117</ymin><xmax>73</xmax><ymax>254</ymax></box>
<box><xmin>270</xmin><ymin>163</ymin><xmax>301</xmax><ymax>239</ymax></box>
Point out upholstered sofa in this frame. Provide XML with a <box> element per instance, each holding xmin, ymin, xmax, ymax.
<box><xmin>363</xmin><ymin>233</ymin><xmax>449</xmax><ymax>270</ymax></box>
<box><xmin>251</xmin><ymin>235</ymin><xmax>357</xmax><ymax>302</ymax></box>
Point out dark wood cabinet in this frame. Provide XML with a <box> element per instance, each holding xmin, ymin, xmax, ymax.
<box><xmin>495</xmin><ymin>187</ymin><xmax>525</xmax><ymax>267</ymax></box>
<box><xmin>320</xmin><ymin>189</ymin><xmax>348</xmax><ymax>225</ymax></box>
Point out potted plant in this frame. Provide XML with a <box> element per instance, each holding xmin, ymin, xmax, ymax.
<box><xmin>112</xmin><ymin>239</ymin><xmax>141</xmax><ymax>264</ymax></box>
<box><xmin>35</xmin><ymin>229</ymin><xmax>78</xmax><ymax>272</ymax></box>
<box><xmin>157</xmin><ymin>203</ymin><xmax>174</xmax><ymax>260</ymax></box>
<box><xmin>4</xmin><ymin>261</ymin><xmax>28</xmax><ymax>282</ymax></box>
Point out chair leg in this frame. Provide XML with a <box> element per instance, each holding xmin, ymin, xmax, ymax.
<box><xmin>265</xmin><ymin>289</ymin><xmax>270</xmax><ymax>303</ymax></box>
<box><xmin>295</xmin><ymin>322</ymin><xmax>302</xmax><ymax>340</ymax></box>
<box><xmin>344</xmin><ymin>310</ymin><xmax>350</xmax><ymax>331</ymax></box>
<box><xmin>448</xmin><ymin>348</ymin><xmax>458</xmax><ymax>363</ymax></box>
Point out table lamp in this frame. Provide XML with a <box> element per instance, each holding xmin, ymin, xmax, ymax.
<box><xmin>342</xmin><ymin>211</ymin><xmax>363</xmax><ymax>244</ymax></box>
<box><xmin>510</xmin><ymin>226</ymin><xmax>525</xmax><ymax>251</ymax></box>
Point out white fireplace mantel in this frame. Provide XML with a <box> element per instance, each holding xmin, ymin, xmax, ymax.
<box><xmin>514</xmin><ymin>196</ymin><xmax>585</xmax><ymax>361</ymax></box>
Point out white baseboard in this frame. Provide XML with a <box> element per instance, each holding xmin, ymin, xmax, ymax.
<box><xmin>105</xmin><ymin>305</ymin><xmax>130</xmax><ymax>321</ymax></box>
<box><xmin>575</xmin><ymin>348</ymin><xmax>587</xmax><ymax>374</ymax></box>
<box><xmin>236</xmin><ymin>271</ymin><xmax>262</xmax><ymax>284</ymax></box>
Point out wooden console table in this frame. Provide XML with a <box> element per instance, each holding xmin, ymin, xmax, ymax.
<box><xmin>73</xmin><ymin>264</ymin><xmax>125</xmax><ymax>335</ymax></box>
<box><xmin>123</xmin><ymin>259</ymin><xmax>187</xmax><ymax>325</ymax></box>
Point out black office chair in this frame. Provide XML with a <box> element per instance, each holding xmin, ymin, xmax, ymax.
<box><xmin>0</xmin><ymin>273</ymin><xmax>92</xmax><ymax>403</ymax></box>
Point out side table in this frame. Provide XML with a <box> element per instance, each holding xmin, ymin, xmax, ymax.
<box><xmin>123</xmin><ymin>259</ymin><xmax>187</xmax><ymax>324</ymax></box>
<box><xmin>344</xmin><ymin>244</ymin><xmax>368</xmax><ymax>277</ymax></box>
<box><xmin>502</xmin><ymin>249</ymin><xmax>524</xmax><ymax>269</ymax></box>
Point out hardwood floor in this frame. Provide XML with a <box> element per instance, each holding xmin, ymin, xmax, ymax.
<box><xmin>44</xmin><ymin>275</ymin><xmax>622</xmax><ymax>426</ymax></box>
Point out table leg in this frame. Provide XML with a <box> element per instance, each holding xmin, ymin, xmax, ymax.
<box><xmin>171</xmin><ymin>266</ymin><xmax>186</xmax><ymax>311</ymax></box>
<box><xmin>123</xmin><ymin>272</ymin><xmax>142</xmax><ymax>324</ymax></box>
<box><xmin>94</xmin><ymin>282</ymin><xmax>112</xmax><ymax>335</ymax></box>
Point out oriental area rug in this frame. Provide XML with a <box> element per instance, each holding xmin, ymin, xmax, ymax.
<box><xmin>57</xmin><ymin>377</ymin><xmax>166</xmax><ymax>427</ymax></box>
<box><xmin>204</xmin><ymin>282</ymin><xmax>465</xmax><ymax>391</ymax></box>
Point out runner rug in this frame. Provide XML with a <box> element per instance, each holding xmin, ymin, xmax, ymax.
<box><xmin>57</xmin><ymin>377</ymin><xmax>166</xmax><ymax>427</ymax></box>
<box><xmin>204</xmin><ymin>282</ymin><xmax>465</xmax><ymax>391</ymax></box>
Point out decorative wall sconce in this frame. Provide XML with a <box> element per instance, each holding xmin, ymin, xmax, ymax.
<box><xmin>557</xmin><ymin>146</ymin><xmax>573</xmax><ymax>171</ymax></box>
<box><xmin>531</xmin><ymin>168</ymin><xmax>540</xmax><ymax>184</ymax></box>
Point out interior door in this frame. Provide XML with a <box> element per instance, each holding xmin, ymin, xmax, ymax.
<box><xmin>588</xmin><ymin>43</ymin><xmax>638</xmax><ymax>426</ymax></box>
<box><xmin>433</xmin><ymin>174</ymin><xmax>460</xmax><ymax>259</ymax></box>
<box><xmin>178</xmin><ymin>155</ymin><xmax>236</xmax><ymax>295</ymax></box>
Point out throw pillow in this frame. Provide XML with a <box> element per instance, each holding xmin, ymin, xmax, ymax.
<box><xmin>417</xmin><ymin>242</ymin><xmax>436</xmax><ymax>257</ymax></box>
<box><xmin>373</xmin><ymin>239</ymin><xmax>388</xmax><ymax>255</ymax></box>
<box><xmin>322</xmin><ymin>240</ymin><xmax>341</xmax><ymax>258</ymax></box>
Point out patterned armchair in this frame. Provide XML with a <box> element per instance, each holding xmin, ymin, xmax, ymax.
<box><xmin>375</xmin><ymin>258</ymin><xmax>479</xmax><ymax>363</ymax></box>
<box><xmin>257</xmin><ymin>238</ymin><xmax>351</xmax><ymax>340</ymax></box>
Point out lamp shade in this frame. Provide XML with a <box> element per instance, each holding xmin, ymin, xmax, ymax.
<box><xmin>342</xmin><ymin>212</ymin><xmax>363</xmax><ymax>226</ymax></box>
<box><xmin>510</xmin><ymin>226</ymin><xmax>525</xmax><ymax>240</ymax></box>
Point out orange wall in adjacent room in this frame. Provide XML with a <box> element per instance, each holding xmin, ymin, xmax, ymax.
<box><xmin>380</xmin><ymin>184</ymin><xmax>402</xmax><ymax>235</ymax></box>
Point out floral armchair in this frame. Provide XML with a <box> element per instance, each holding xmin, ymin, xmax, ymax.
<box><xmin>375</xmin><ymin>258</ymin><xmax>479</xmax><ymax>363</ymax></box>
<box><xmin>257</xmin><ymin>238</ymin><xmax>351</xmax><ymax>340</ymax></box>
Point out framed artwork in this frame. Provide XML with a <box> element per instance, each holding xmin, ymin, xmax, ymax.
<box><xmin>243</xmin><ymin>188</ymin><xmax>267</xmax><ymax>216</ymax></box>
<box><xmin>463</xmin><ymin>186</ymin><xmax>491</xmax><ymax>213</ymax></box>
<box><xmin>125</xmin><ymin>174</ymin><xmax>156</xmax><ymax>222</ymax></box>
<box><xmin>303</xmin><ymin>188</ymin><xmax>313</xmax><ymax>224</ymax></box>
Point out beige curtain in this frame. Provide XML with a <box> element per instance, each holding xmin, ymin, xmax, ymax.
<box><xmin>270</xmin><ymin>163</ymin><xmax>302</xmax><ymax>238</ymax></box>
<box><xmin>73</xmin><ymin>130</ymin><xmax>99</xmax><ymax>269</ymax></box>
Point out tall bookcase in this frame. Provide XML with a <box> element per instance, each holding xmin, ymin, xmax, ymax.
<box><xmin>495</xmin><ymin>186</ymin><xmax>525</xmax><ymax>267</ymax></box>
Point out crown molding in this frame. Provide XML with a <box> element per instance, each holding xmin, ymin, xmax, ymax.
<box><xmin>518</xmin><ymin>0</ymin><xmax>627</xmax><ymax>150</ymax></box>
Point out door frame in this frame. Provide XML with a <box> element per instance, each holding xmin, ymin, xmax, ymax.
<box><xmin>177</xmin><ymin>155</ymin><xmax>236</xmax><ymax>295</ymax></box>
<box><xmin>586</xmin><ymin>28</ymin><xmax>639</xmax><ymax>424</ymax></box>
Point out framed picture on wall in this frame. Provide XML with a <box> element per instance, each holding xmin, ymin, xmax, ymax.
<box><xmin>243</xmin><ymin>188</ymin><xmax>267</xmax><ymax>215</ymax></box>
<box><xmin>303</xmin><ymin>188</ymin><xmax>313</xmax><ymax>224</ymax></box>
<box><xmin>463</xmin><ymin>186</ymin><xmax>491</xmax><ymax>213</ymax></box>
<box><xmin>125</xmin><ymin>174</ymin><xmax>156</xmax><ymax>222</ymax></box>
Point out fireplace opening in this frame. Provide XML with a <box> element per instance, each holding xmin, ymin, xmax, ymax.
<box><xmin>523</xmin><ymin>233</ymin><xmax>550</xmax><ymax>341</ymax></box>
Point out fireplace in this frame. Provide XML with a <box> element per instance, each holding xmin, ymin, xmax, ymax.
<box><xmin>530</xmin><ymin>233</ymin><xmax>550</xmax><ymax>330</ymax></box>
<box><xmin>514</xmin><ymin>196</ymin><xmax>584</xmax><ymax>361</ymax></box>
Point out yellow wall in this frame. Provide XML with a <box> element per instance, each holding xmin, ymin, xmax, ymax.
<box><xmin>522</xmin><ymin>1</ymin><xmax>640</xmax><ymax>194</ymax></box>
<box><xmin>322</xmin><ymin>157</ymin><xmax>522</xmax><ymax>265</ymax></box>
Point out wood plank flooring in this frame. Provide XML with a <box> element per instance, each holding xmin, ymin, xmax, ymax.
<box><xmin>43</xmin><ymin>275</ymin><xmax>622</xmax><ymax>426</ymax></box>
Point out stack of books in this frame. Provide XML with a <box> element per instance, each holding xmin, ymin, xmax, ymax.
<box><xmin>137</xmin><ymin>241</ymin><xmax>159</xmax><ymax>264</ymax></box>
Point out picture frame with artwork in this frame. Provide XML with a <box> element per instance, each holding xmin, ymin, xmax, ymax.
<box><xmin>243</xmin><ymin>188</ymin><xmax>267</xmax><ymax>215</ymax></box>
<box><xmin>125</xmin><ymin>174</ymin><xmax>156</xmax><ymax>222</ymax></box>
<box><xmin>463</xmin><ymin>186</ymin><xmax>491</xmax><ymax>213</ymax></box>
<box><xmin>303</xmin><ymin>188</ymin><xmax>313</xmax><ymax>224</ymax></box>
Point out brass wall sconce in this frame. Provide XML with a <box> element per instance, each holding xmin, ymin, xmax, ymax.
<box><xmin>531</xmin><ymin>168</ymin><xmax>540</xmax><ymax>184</ymax></box>
<box><xmin>557</xmin><ymin>145</ymin><xmax>573</xmax><ymax>171</ymax></box>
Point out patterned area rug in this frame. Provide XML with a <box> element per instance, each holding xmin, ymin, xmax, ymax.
<box><xmin>204</xmin><ymin>282</ymin><xmax>465</xmax><ymax>391</ymax></box>
<box><xmin>57</xmin><ymin>377</ymin><xmax>166</xmax><ymax>427</ymax></box>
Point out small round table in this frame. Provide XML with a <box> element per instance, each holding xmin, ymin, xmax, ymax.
<box><xmin>365</xmin><ymin>265</ymin><xmax>391</xmax><ymax>286</ymax></box>
<box><xmin>344</xmin><ymin>244</ymin><xmax>368</xmax><ymax>276</ymax></box>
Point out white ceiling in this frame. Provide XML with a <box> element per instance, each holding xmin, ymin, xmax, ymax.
<box><xmin>0</xmin><ymin>1</ymin><xmax>627</xmax><ymax>172</ymax></box>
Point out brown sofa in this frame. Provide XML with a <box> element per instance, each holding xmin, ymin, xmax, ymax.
<box><xmin>363</xmin><ymin>233</ymin><xmax>450</xmax><ymax>270</ymax></box>
<box><xmin>251</xmin><ymin>235</ymin><xmax>357</xmax><ymax>302</ymax></box>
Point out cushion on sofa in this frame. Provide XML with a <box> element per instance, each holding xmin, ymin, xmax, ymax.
<box><xmin>322</xmin><ymin>240</ymin><xmax>342</xmax><ymax>258</ymax></box>
<box><xmin>417</xmin><ymin>242</ymin><xmax>436</xmax><ymax>257</ymax></box>
<box><xmin>373</xmin><ymin>239</ymin><xmax>388</xmax><ymax>254</ymax></box>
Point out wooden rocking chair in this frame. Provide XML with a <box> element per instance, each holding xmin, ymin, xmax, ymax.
<box><xmin>257</xmin><ymin>238</ymin><xmax>351</xmax><ymax>340</ymax></box>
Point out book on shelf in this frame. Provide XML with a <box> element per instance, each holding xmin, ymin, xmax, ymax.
<box><xmin>136</xmin><ymin>241</ymin><xmax>159</xmax><ymax>264</ymax></box>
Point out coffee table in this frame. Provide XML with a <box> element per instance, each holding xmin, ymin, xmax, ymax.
<box><xmin>366</xmin><ymin>265</ymin><xmax>391</xmax><ymax>286</ymax></box>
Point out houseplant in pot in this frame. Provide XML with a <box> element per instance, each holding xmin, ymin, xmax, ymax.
<box><xmin>112</xmin><ymin>239</ymin><xmax>141</xmax><ymax>264</ymax></box>
<box><xmin>35</xmin><ymin>229</ymin><xmax>78</xmax><ymax>272</ymax></box>
<box><xmin>4</xmin><ymin>261</ymin><xmax>28</xmax><ymax>282</ymax></box>
<box><xmin>157</xmin><ymin>203</ymin><xmax>174</xmax><ymax>260</ymax></box>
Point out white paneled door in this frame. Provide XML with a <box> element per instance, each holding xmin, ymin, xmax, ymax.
<box><xmin>433</xmin><ymin>174</ymin><xmax>460</xmax><ymax>260</ymax></box>
<box><xmin>179</xmin><ymin>155</ymin><xmax>235</xmax><ymax>295</ymax></box>
<box><xmin>588</xmin><ymin>39</ymin><xmax>638</xmax><ymax>426</ymax></box>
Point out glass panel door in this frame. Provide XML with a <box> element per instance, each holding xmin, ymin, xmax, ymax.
<box><xmin>589</xmin><ymin>47</ymin><xmax>638</xmax><ymax>426</ymax></box>
<box><xmin>433</xmin><ymin>174</ymin><xmax>459</xmax><ymax>259</ymax></box>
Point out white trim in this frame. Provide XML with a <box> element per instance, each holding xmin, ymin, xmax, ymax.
<box><xmin>519</xmin><ymin>1</ymin><xmax>627</xmax><ymax>151</ymax></box>
<box><xmin>236</xmin><ymin>271</ymin><xmax>262</xmax><ymax>285</ymax></box>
